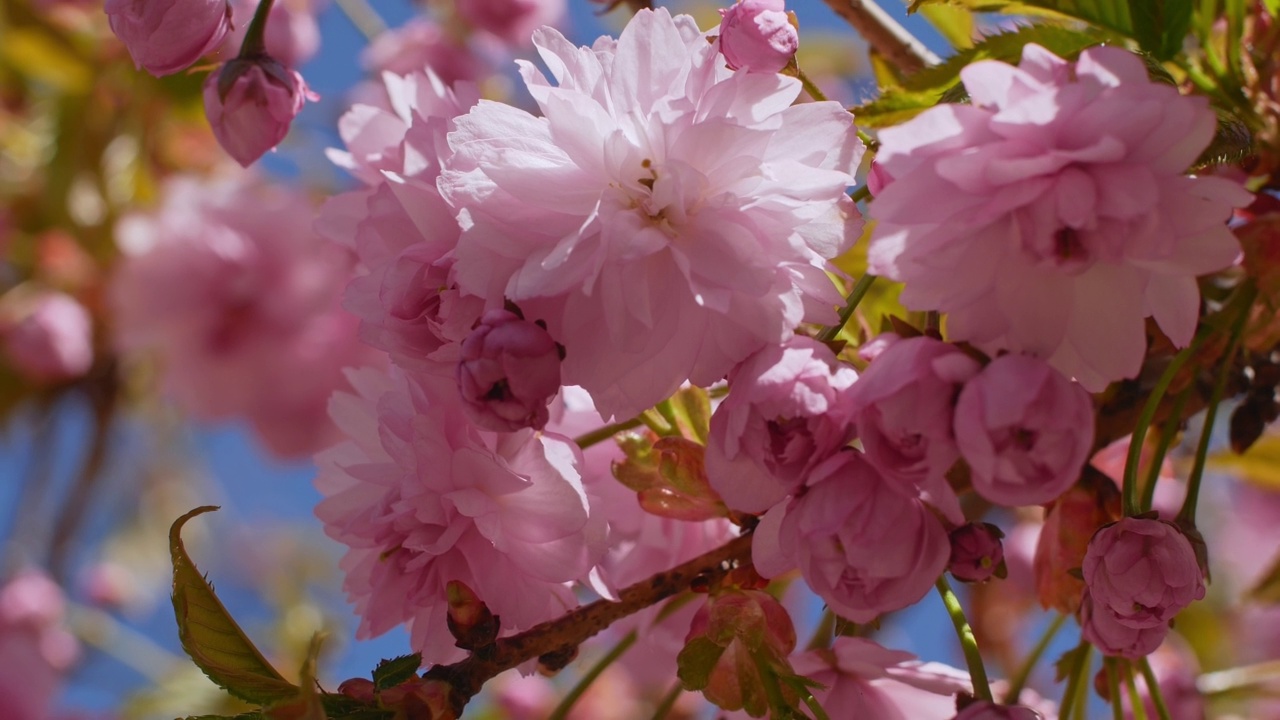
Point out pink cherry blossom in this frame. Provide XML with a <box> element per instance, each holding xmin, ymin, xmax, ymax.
<box><xmin>955</xmin><ymin>354</ymin><xmax>1095</xmax><ymax>507</ymax></box>
<box><xmin>457</xmin><ymin>309</ymin><xmax>561</xmax><ymax>431</ymax></box>
<box><xmin>105</xmin><ymin>0</ymin><xmax>230</xmax><ymax>76</ymax></box>
<box><xmin>203</xmin><ymin>58</ymin><xmax>315</xmax><ymax>167</ymax></box>
<box><xmin>1</xmin><ymin>291</ymin><xmax>93</xmax><ymax>382</ymax></box>
<box><xmin>868</xmin><ymin>43</ymin><xmax>1252</xmax><ymax>391</ymax></box>
<box><xmin>456</xmin><ymin>0</ymin><xmax>564</xmax><ymax>46</ymax></box>
<box><xmin>753</xmin><ymin>450</ymin><xmax>949</xmax><ymax>622</ymax></box>
<box><xmin>0</xmin><ymin>570</ymin><xmax>79</xmax><ymax>720</ymax></box>
<box><xmin>705</xmin><ymin>335</ymin><xmax>857</xmax><ymax>514</ymax></box>
<box><xmin>111</xmin><ymin>174</ymin><xmax>375</xmax><ymax>458</ymax></box>
<box><xmin>1080</xmin><ymin>591</ymin><xmax>1168</xmax><ymax>659</ymax></box>
<box><xmin>790</xmin><ymin>638</ymin><xmax>971</xmax><ymax>719</ymax></box>
<box><xmin>848</xmin><ymin>335</ymin><xmax>980</xmax><ymax>522</ymax></box>
<box><xmin>1083</xmin><ymin>517</ymin><xmax>1205</xmax><ymax>629</ymax></box>
<box><xmin>717</xmin><ymin>0</ymin><xmax>798</xmax><ymax>74</ymax></box>
<box><xmin>439</xmin><ymin>8</ymin><xmax>865</xmax><ymax>420</ymax></box>
<box><xmin>359</xmin><ymin>18</ymin><xmax>488</xmax><ymax>87</ymax></box>
<box><xmin>315</xmin><ymin>367</ymin><xmax>604</xmax><ymax>664</ymax></box>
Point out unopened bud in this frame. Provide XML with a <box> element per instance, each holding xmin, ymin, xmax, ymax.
<box><xmin>338</xmin><ymin>677</ymin><xmax>377</xmax><ymax>703</ymax></box>
<box><xmin>948</xmin><ymin>522</ymin><xmax>1006</xmax><ymax>583</ymax></box>
<box><xmin>445</xmin><ymin>580</ymin><xmax>499</xmax><ymax>651</ymax></box>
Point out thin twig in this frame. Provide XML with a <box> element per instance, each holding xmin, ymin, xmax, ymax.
<box><xmin>817</xmin><ymin>0</ymin><xmax>940</xmax><ymax>73</ymax></box>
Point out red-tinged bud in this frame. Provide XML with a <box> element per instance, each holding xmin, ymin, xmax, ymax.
<box><xmin>949</xmin><ymin>522</ymin><xmax>1006</xmax><ymax>583</ymax></box>
<box><xmin>338</xmin><ymin>678</ymin><xmax>377</xmax><ymax>703</ymax></box>
<box><xmin>380</xmin><ymin>678</ymin><xmax>455</xmax><ymax>720</ymax></box>
<box><xmin>613</xmin><ymin>432</ymin><xmax>727</xmax><ymax>521</ymax></box>
<box><xmin>679</xmin><ymin>589</ymin><xmax>797</xmax><ymax>715</ymax></box>
<box><xmin>445</xmin><ymin>580</ymin><xmax>499</xmax><ymax>651</ymax></box>
<box><xmin>1034</xmin><ymin>469</ymin><xmax>1121</xmax><ymax>613</ymax></box>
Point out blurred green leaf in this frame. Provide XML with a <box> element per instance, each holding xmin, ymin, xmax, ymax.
<box><xmin>372</xmin><ymin>654</ymin><xmax>422</xmax><ymax>691</ymax></box>
<box><xmin>676</xmin><ymin>636</ymin><xmax>725</xmax><ymax>691</ymax></box>
<box><xmin>1128</xmin><ymin>0</ymin><xmax>1192</xmax><ymax>60</ymax></box>
<box><xmin>920</xmin><ymin>4</ymin><xmax>975</xmax><ymax>49</ymax></box>
<box><xmin>666</xmin><ymin>386</ymin><xmax>712</xmax><ymax>444</ymax></box>
<box><xmin>1210</xmin><ymin>436</ymin><xmax>1280</xmax><ymax>489</ymax></box>
<box><xmin>0</xmin><ymin>28</ymin><xmax>91</xmax><ymax>93</ymax></box>
<box><xmin>264</xmin><ymin>637</ymin><xmax>327</xmax><ymax>720</ymax></box>
<box><xmin>902</xmin><ymin>23</ymin><xmax>1111</xmax><ymax>93</ymax></box>
<box><xmin>170</xmin><ymin>506</ymin><xmax>299</xmax><ymax>705</ymax></box>
<box><xmin>1021</xmin><ymin>0</ymin><xmax>1134</xmax><ymax>36</ymax></box>
<box><xmin>851</xmin><ymin>88</ymin><xmax>945</xmax><ymax>128</ymax></box>
<box><xmin>1248</xmin><ymin>551</ymin><xmax>1280</xmax><ymax>603</ymax></box>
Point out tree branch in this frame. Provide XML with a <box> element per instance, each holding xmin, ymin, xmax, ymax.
<box><xmin>817</xmin><ymin>0</ymin><xmax>940</xmax><ymax>73</ymax></box>
<box><xmin>425</xmin><ymin>532</ymin><xmax>754</xmax><ymax>714</ymax></box>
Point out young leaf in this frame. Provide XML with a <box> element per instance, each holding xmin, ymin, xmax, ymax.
<box><xmin>170</xmin><ymin>506</ymin><xmax>298</xmax><ymax>705</ymax></box>
<box><xmin>901</xmin><ymin>23</ymin><xmax>1111</xmax><ymax>94</ymax></box>
<box><xmin>372</xmin><ymin>654</ymin><xmax>422</xmax><ymax>690</ymax></box>
<box><xmin>1052</xmin><ymin>642</ymin><xmax>1092</xmax><ymax>682</ymax></box>
<box><xmin>1020</xmin><ymin>0</ymin><xmax>1134</xmax><ymax>37</ymax></box>
<box><xmin>676</xmin><ymin>636</ymin><xmax>726</xmax><ymax>690</ymax></box>
<box><xmin>1128</xmin><ymin>0</ymin><xmax>1192</xmax><ymax>60</ymax></box>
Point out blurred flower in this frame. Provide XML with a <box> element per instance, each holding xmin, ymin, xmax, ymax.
<box><xmin>0</xmin><ymin>570</ymin><xmax>80</xmax><ymax>720</ymax></box>
<box><xmin>791</xmin><ymin>638</ymin><xmax>969</xmax><ymax>718</ymax></box>
<box><xmin>455</xmin><ymin>0</ymin><xmax>564</xmax><ymax>46</ymax></box>
<box><xmin>1</xmin><ymin>290</ymin><xmax>93</xmax><ymax>382</ymax></box>
<box><xmin>359</xmin><ymin>18</ymin><xmax>488</xmax><ymax>86</ymax></box>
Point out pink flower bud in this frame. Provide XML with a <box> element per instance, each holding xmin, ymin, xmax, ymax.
<box><xmin>717</xmin><ymin>0</ymin><xmax>798</xmax><ymax>73</ymax></box>
<box><xmin>953</xmin><ymin>699</ymin><xmax>1045</xmax><ymax>719</ymax></box>
<box><xmin>456</xmin><ymin>309</ymin><xmax>561</xmax><ymax>432</ymax></box>
<box><xmin>955</xmin><ymin>354</ymin><xmax>1095</xmax><ymax>507</ymax></box>
<box><xmin>202</xmin><ymin>57</ymin><xmax>315</xmax><ymax>167</ymax></box>
<box><xmin>2</xmin><ymin>291</ymin><xmax>93</xmax><ymax>382</ymax></box>
<box><xmin>1080</xmin><ymin>591</ymin><xmax>1168</xmax><ymax>659</ymax></box>
<box><xmin>1082</xmin><ymin>517</ymin><xmax>1205</xmax><ymax>630</ymax></box>
<box><xmin>949</xmin><ymin>522</ymin><xmax>1006</xmax><ymax>583</ymax></box>
<box><xmin>105</xmin><ymin>0</ymin><xmax>230</xmax><ymax>76</ymax></box>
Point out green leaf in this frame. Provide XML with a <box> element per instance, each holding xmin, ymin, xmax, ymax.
<box><xmin>920</xmin><ymin>4</ymin><xmax>975</xmax><ymax>49</ymax></box>
<box><xmin>1247</xmin><ymin>550</ymin><xmax>1280</xmax><ymax>603</ymax></box>
<box><xmin>676</xmin><ymin>636</ymin><xmax>725</xmax><ymax>691</ymax></box>
<box><xmin>372</xmin><ymin>654</ymin><xmax>422</xmax><ymax>690</ymax></box>
<box><xmin>1266</xmin><ymin>0</ymin><xmax>1280</xmax><ymax>16</ymax></box>
<box><xmin>851</xmin><ymin>88</ymin><xmax>946</xmax><ymax>128</ymax></box>
<box><xmin>0</xmin><ymin>28</ymin><xmax>92</xmax><ymax>93</ymax></box>
<box><xmin>1128</xmin><ymin>0</ymin><xmax>1192</xmax><ymax>59</ymax></box>
<box><xmin>901</xmin><ymin>23</ymin><xmax>1111</xmax><ymax>93</ymax></box>
<box><xmin>1020</xmin><ymin>0</ymin><xmax>1133</xmax><ymax>37</ymax></box>
<box><xmin>665</xmin><ymin>387</ymin><xmax>712</xmax><ymax>444</ymax></box>
<box><xmin>170</xmin><ymin>506</ymin><xmax>298</xmax><ymax>705</ymax></box>
<box><xmin>1052</xmin><ymin>643</ymin><xmax>1091</xmax><ymax>683</ymax></box>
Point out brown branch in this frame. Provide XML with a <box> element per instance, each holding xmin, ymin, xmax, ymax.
<box><xmin>425</xmin><ymin>532</ymin><xmax>754</xmax><ymax>714</ymax></box>
<box><xmin>818</xmin><ymin>0</ymin><xmax>940</xmax><ymax>74</ymax></box>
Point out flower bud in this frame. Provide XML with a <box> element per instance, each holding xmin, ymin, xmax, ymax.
<box><xmin>1083</xmin><ymin>517</ymin><xmax>1205</xmax><ymax>630</ymax></box>
<box><xmin>337</xmin><ymin>678</ymin><xmax>376</xmax><ymax>703</ymax></box>
<box><xmin>105</xmin><ymin>0</ymin><xmax>230</xmax><ymax>76</ymax></box>
<box><xmin>1080</xmin><ymin>591</ymin><xmax>1167</xmax><ymax>659</ymax></box>
<box><xmin>952</xmin><ymin>699</ymin><xmax>1044</xmax><ymax>719</ymax></box>
<box><xmin>456</xmin><ymin>309</ymin><xmax>561</xmax><ymax>432</ymax></box>
<box><xmin>613</xmin><ymin>432</ymin><xmax>727</xmax><ymax>521</ymax></box>
<box><xmin>949</xmin><ymin>522</ymin><xmax>1006</xmax><ymax>583</ymax></box>
<box><xmin>445</xmin><ymin>580</ymin><xmax>499</xmax><ymax>651</ymax></box>
<box><xmin>202</xmin><ymin>57</ymin><xmax>315</xmax><ymax>167</ymax></box>
<box><xmin>716</xmin><ymin>0</ymin><xmax>798</xmax><ymax>73</ymax></box>
<box><xmin>680</xmin><ymin>589</ymin><xmax>797</xmax><ymax>715</ymax></box>
<box><xmin>379</xmin><ymin>677</ymin><xmax>456</xmax><ymax>720</ymax></box>
<box><xmin>2</xmin><ymin>291</ymin><xmax>93</xmax><ymax>382</ymax></box>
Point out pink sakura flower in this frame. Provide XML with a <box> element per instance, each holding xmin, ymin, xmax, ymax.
<box><xmin>203</xmin><ymin>57</ymin><xmax>316</xmax><ymax>167</ymax></box>
<box><xmin>455</xmin><ymin>0</ymin><xmax>564</xmax><ymax>46</ymax></box>
<box><xmin>111</xmin><ymin>175</ymin><xmax>374</xmax><ymax>458</ymax></box>
<box><xmin>1080</xmin><ymin>591</ymin><xmax>1167</xmax><ymax>659</ymax></box>
<box><xmin>360</xmin><ymin>19</ymin><xmax>488</xmax><ymax>86</ymax></box>
<box><xmin>0</xmin><ymin>570</ymin><xmax>80</xmax><ymax>720</ymax></box>
<box><xmin>717</xmin><ymin>0</ymin><xmax>798</xmax><ymax>74</ymax></box>
<box><xmin>1083</xmin><ymin>517</ymin><xmax>1205</xmax><ymax>630</ymax></box>
<box><xmin>753</xmin><ymin>450</ymin><xmax>950</xmax><ymax>623</ymax></box>
<box><xmin>705</xmin><ymin>335</ymin><xmax>857</xmax><ymax>514</ymax></box>
<box><xmin>315</xmin><ymin>367</ymin><xmax>605</xmax><ymax>664</ymax></box>
<box><xmin>1</xmin><ymin>291</ymin><xmax>93</xmax><ymax>382</ymax></box>
<box><xmin>868</xmin><ymin>43</ymin><xmax>1252</xmax><ymax>391</ymax></box>
<box><xmin>848</xmin><ymin>335</ymin><xmax>980</xmax><ymax>522</ymax></box>
<box><xmin>955</xmin><ymin>354</ymin><xmax>1094</xmax><ymax>507</ymax></box>
<box><xmin>105</xmin><ymin>0</ymin><xmax>229</xmax><ymax>76</ymax></box>
<box><xmin>790</xmin><ymin>638</ymin><xmax>971</xmax><ymax>719</ymax></box>
<box><xmin>456</xmin><ymin>309</ymin><xmax>562</xmax><ymax>431</ymax></box>
<box><xmin>439</xmin><ymin>8</ymin><xmax>864</xmax><ymax>420</ymax></box>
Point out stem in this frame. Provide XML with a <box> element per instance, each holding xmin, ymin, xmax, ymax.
<box><xmin>1126</xmin><ymin>663</ymin><xmax>1149</xmax><ymax>720</ymax></box>
<box><xmin>1058</xmin><ymin>643</ymin><xmax>1091</xmax><ymax>720</ymax></box>
<box><xmin>817</xmin><ymin>274</ymin><xmax>877</xmax><ymax>343</ymax></box>
<box><xmin>334</xmin><ymin>0</ymin><xmax>386</xmax><ymax>40</ymax></box>
<box><xmin>49</xmin><ymin>372</ymin><xmax>117</xmax><ymax>582</ymax></box>
<box><xmin>238</xmin><ymin>0</ymin><xmax>277</xmax><ymax>58</ymax></box>
<box><xmin>425</xmin><ymin>533</ymin><xmax>755</xmax><ymax>713</ymax></box>
<box><xmin>1178</xmin><ymin>284</ymin><xmax>1256</xmax><ymax>526</ymax></box>
<box><xmin>817</xmin><ymin>0</ymin><xmax>940</xmax><ymax>73</ymax></box>
<box><xmin>850</xmin><ymin>185</ymin><xmax>871</xmax><ymax>203</ymax></box>
<box><xmin>796</xmin><ymin>68</ymin><xmax>828</xmax><ymax>102</ymax></box>
<box><xmin>649</xmin><ymin>682</ymin><xmax>683</xmax><ymax>719</ymax></box>
<box><xmin>752</xmin><ymin>650</ymin><xmax>791</xmax><ymax>716</ymax></box>
<box><xmin>1107</xmin><ymin>658</ymin><xmax>1124</xmax><ymax>720</ymax></box>
<box><xmin>548</xmin><ymin>631</ymin><xmax>638</xmax><ymax>720</ymax></box>
<box><xmin>934</xmin><ymin>576</ymin><xmax>992</xmax><ymax>702</ymax></box>
<box><xmin>792</xmin><ymin>679</ymin><xmax>832</xmax><ymax>720</ymax></box>
<box><xmin>574</xmin><ymin>418</ymin><xmax>643</xmax><ymax>450</ymax></box>
<box><xmin>67</xmin><ymin>603</ymin><xmax>182</xmax><ymax>682</ymax></box>
<box><xmin>1141</xmin><ymin>385</ymin><xmax>1192</xmax><ymax>512</ymax></box>
<box><xmin>1139</xmin><ymin>657</ymin><xmax>1173</xmax><ymax>720</ymax></box>
<box><xmin>1123</xmin><ymin>336</ymin><xmax>1203</xmax><ymax>517</ymax></box>
<box><xmin>1002</xmin><ymin>613</ymin><xmax>1067</xmax><ymax>704</ymax></box>
<box><xmin>805</xmin><ymin>609</ymin><xmax>835</xmax><ymax>651</ymax></box>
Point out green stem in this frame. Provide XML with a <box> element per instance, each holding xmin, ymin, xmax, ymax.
<box><xmin>816</xmin><ymin>274</ymin><xmax>877</xmax><ymax>343</ymax></box>
<box><xmin>638</xmin><ymin>409</ymin><xmax>672</xmax><ymax>436</ymax></box>
<box><xmin>1071</xmin><ymin>646</ymin><xmax>1091</xmax><ymax>720</ymax></box>
<box><xmin>1139</xmin><ymin>657</ymin><xmax>1173</xmax><ymax>720</ymax></box>
<box><xmin>1002</xmin><ymin>613</ymin><xmax>1067</xmax><ymax>704</ymax></box>
<box><xmin>751</xmin><ymin>650</ymin><xmax>792</xmax><ymax>716</ymax></box>
<box><xmin>1141</xmin><ymin>385</ymin><xmax>1192</xmax><ymax>512</ymax></box>
<box><xmin>805</xmin><ymin>609</ymin><xmax>836</xmax><ymax>651</ymax></box>
<box><xmin>547</xmin><ymin>631</ymin><xmax>638</xmax><ymax>720</ymax></box>
<box><xmin>1057</xmin><ymin>643</ymin><xmax>1091</xmax><ymax>720</ymax></box>
<box><xmin>850</xmin><ymin>185</ymin><xmax>871</xmax><ymax>202</ymax></box>
<box><xmin>1123</xmin><ymin>335</ymin><xmax>1204</xmax><ymax>517</ymax></box>
<box><xmin>238</xmin><ymin>0</ymin><xmax>277</xmax><ymax>58</ymax></box>
<box><xmin>935</xmin><ymin>576</ymin><xmax>992</xmax><ymax>701</ymax></box>
<box><xmin>654</xmin><ymin>400</ymin><xmax>681</xmax><ymax>435</ymax></box>
<box><xmin>649</xmin><ymin>682</ymin><xmax>683</xmax><ymax>719</ymax></box>
<box><xmin>1107</xmin><ymin>658</ymin><xmax>1124</xmax><ymax>720</ymax></box>
<box><xmin>1178</xmin><ymin>284</ymin><xmax>1256</xmax><ymax>526</ymax></box>
<box><xmin>793</xmin><ymin>681</ymin><xmax>832</xmax><ymax>720</ymax></box>
<box><xmin>796</xmin><ymin>68</ymin><xmax>828</xmax><ymax>102</ymax></box>
<box><xmin>1126</xmin><ymin>663</ymin><xmax>1149</xmax><ymax>720</ymax></box>
<box><xmin>574</xmin><ymin>418</ymin><xmax>643</xmax><ymax>450</ymax></box>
